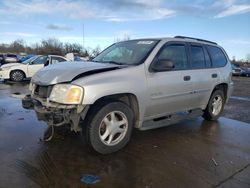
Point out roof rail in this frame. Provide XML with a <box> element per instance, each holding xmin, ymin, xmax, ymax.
<box><xmin>174</xmin><ymin>36</ymin><xmax>217</xmax><ymax>45</ymax></box>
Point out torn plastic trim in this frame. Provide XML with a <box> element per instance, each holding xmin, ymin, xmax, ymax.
<box><xmin>22</xmin><ymin>94</ymin><xmax>89</xmax><ymax>132</ymax></box>
<box><xmin>34</xmin><ymin>104</ymin><xmax>89</xmax><ymax>132</ymax></box>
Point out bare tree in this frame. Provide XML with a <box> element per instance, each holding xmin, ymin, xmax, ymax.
<box><xmin>9</xmin><ymin>39</ymin><xmax>25</xmax><ymax>53</ymax></box>
<box><xmin>91</xmin><ymin>45</ymin><xmax>101</xmax><ymax>58</ymax></box>
<box><xmin>114</xmin><ymin>35</ymin><xmax>131</xmax><ymax>43</ymax></box>
<box><xmin>0</xmin><ymin>38</ymin><xmax>97</xmax><ymax>57</ymax></box>
<box><xmin>39</xmin><ymin>38</ymin><xmax>64</xmax><ymax>55</ymax></box>
<box><xmin>246</xmin><ymin>54</ymin><xmax>250</xmax><ymax>62</ymax></box>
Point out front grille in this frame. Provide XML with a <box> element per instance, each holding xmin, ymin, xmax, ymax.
<box><xmin>34</xmin><ymin>85</ymin><xmax>52</xmax><ymax>98</ymax></box>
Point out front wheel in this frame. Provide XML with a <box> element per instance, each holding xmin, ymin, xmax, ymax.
<box><xmin>10</xmin><ymin>70</ymin><xmax>25</xmax><ymax>82</ymax></box>
<box><xmin>84</xmin><ymin>101</ymin><xmax>134</xmax><ymax>154</ymax></box>
<box><xmin>202</xmin><ymin>90</ymin><xmax>225</xmax><ymax>121</ymax></box>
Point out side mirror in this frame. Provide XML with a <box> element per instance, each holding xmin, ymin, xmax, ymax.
<box><xmin>151</xmin><ymin>59</ymin><xmax>175</xmax><ymax>72</ymax></box>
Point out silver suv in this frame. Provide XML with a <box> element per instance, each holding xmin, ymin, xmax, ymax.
<box><xmin>23</xmin><ymin>36</ymin><xmax>233</xmax><ymax>154</ymax></box>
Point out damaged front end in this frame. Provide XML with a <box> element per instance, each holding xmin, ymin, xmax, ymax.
<box><xmin>22</xmin><ymin>83</ymin><xmax>89</xmax><ymax>141</ymax></box>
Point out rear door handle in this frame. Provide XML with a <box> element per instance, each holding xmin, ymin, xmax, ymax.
<box><xmin>212</xmin><ymin>73</ymin><xmax>218</xmax><ymax>78</ymax></box>
<box><xmin>183</xmin><ymin>76</ymin><xmax>191</xmax><ymax>81</ymax></box>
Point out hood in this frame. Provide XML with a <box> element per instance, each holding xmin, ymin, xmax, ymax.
<box><xmin>32</xmin><ymin>61</ymin><xmax>122</xmax><ymax>85</ymax></box>
<box><xmin>1</xmin><ymin>62</ymin><xmax>23</xmax><ymax>68</ymax></box>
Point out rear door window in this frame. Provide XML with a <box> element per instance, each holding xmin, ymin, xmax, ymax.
<box><xmin>51</xmin><ymin>57</ymin><xmax>66</xmax><ymax>64</ymax></box>
<box><xmin>190</xmin><ymin>45</ymin><xmax>206</xmax><ymax>69</ymax></box>
<box><xmin>207</xmin><ymin>46</ymin><xmax>227</xmax><ymax>67</ymax></box>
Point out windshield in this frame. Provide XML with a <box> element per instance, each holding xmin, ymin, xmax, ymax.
<box><xmin>93</xmin><ymin>40</ymin><xmax>159</xmax><ymax>65</ymax></box>
<box><xmin>22</xmin><ymin>56</ymin><xmax>38</xmax><ymax>64</ymax></box>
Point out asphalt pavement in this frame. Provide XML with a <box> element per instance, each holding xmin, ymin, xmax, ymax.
<box><xmin>0</xmin><ymin>81</ymin><xmax>250</xmax><ymax>188</ymax></box>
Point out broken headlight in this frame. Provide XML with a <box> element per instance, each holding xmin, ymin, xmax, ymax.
<box><xmin>49</xmin><ymin>84</ymin><xmax>84</xmax><ymax>104</ymax></box>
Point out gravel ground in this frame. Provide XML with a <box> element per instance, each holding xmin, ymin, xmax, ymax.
<box><xmin>222</xmin><ymin>76</ymin><xmax>250</xmax><ymax>123</ymax></box>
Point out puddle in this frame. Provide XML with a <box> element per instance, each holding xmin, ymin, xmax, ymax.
<box><xmin>14</xmin><ymin>151</ymin><xmax>60</xmax><ymax>187</ymax></box>
<box><xmin>11</xmin><ymin>92</ymin><xmax>26</xmax><ymax>99</ymax></box>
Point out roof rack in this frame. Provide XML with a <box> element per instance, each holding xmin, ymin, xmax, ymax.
<box><xmin>174</xmin><ymin>36</ymin><xmax>217</xmax><ymax>45</ymax></box>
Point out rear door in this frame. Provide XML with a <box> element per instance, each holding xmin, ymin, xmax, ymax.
<box><xmin>188</xmin><ymin>43</ymin><xmax>219</xmax><ymax>109</ymax></box>
<box><xmin>145</xmin><ymin>42</ymin><xmax>194</xmax><ymax>119</ymax></box>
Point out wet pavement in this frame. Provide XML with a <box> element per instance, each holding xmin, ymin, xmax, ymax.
<box><xmin>0</xmin><ymin>81</ymin><xmax>250</xmax><ymax>188</ymax></box>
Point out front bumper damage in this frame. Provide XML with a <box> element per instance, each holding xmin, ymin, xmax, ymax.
<box><xmin>22</xmin><ymin>94</ymin><xmax>89</xmax><ymax>140</ymax></box>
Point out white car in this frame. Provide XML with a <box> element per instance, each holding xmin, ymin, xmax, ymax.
<box><xmin>0</xmin><ymin>55</ymin><xmax>68</xmax><ymax>82</ymax></box>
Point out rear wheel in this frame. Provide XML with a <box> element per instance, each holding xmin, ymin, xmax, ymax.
<box><xmin>84</xmin><ymin>101</ymin><xmax>134</xmax><ymax>154</ymax></box>
<box><xmin>202</xmin><ymin>90</ymin><xmax>225</xmax><ymax>121</ymax></box>
<box><xmin>10</xmin><ymin>70</ymin><xmax>25</xmax><ymax>82</ymax></box>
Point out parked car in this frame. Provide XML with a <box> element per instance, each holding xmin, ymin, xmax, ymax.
<box><xmin>4</xmin><ymin>53</ymin><xmax>19</xmax><ymax>63</ymax></box>
<box><xmin>0</xmin><ymin>54</ymin><xmax>4</xmax><ymax>65</ymax></box>
<box><xmin>65</xmin><ymin>53</ymin><xmax>89</xmax><ymax>62</ymax></box>
<box><xmin>0</xmin><ymin>53</ymin><xmax>19</xmax><ymax>66</ymax></box>
<box><xmin>231</xmin><ymin>64</ymin><xmax>243</xmax><ymax>76</ymax></box>
<box><xmin>17</xmin><ymin>54</ymin><xmax>35</xmax><ymax>62</ymax></box>
<box><xmin>0</xmin><ymin>55</ymin><xmax>68</xmax><ymax>82</ymax></box>
<box><xmin>242</xmin><ymin>67</ymin><xmax>250</xmax><ymax>77</ymax></box>
<box><xmin>23</xmin><ymin>36</ymin><xmax>233</xmax><ymax>154</ymax></box>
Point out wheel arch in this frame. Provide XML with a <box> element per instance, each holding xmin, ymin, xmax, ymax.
<box><xmin>212</xmin><ymin>83</ymin><xmax>228</xmax><ymax>100</ymax></box>
<box><xmin>87</xmin><ymin>93</ymin><xmax>140</xmax><ymax>128</ymax></box>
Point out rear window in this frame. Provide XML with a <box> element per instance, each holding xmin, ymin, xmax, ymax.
<box><xmin>207</xmin><ymin>46</ymin><xmax>227</xmax><ymax>68</ymax></box>
<box><xmin>190</xmin><ymin>45</ymin><xmax>206</xmax><ymax>69</ymax></box>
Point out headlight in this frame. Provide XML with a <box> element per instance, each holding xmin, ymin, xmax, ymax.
<box><xmin>49</xmin><ymin>84</ymin><xmax>84</xmax><ymax>104</ymax></box>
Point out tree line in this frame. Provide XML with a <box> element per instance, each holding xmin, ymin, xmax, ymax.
<box><xmin>0</xmin><ymin>38</ymin><xmax>101</xmax><ymax>58</ymax></box>
<box><xmin>1</xmin><ymin>38</ymin><xmax>249</xmax><ymax>65</ymax></box>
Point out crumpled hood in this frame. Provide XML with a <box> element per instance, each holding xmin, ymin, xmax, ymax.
<box><xmin>32</xmin><ymin>61</ymin><xmax>121</xmax><ymax>85</ymax></box>
<box><xmin>1</xmin><ymin>63</ymin><xmax>23</xmax><ymax>68</ymax></box>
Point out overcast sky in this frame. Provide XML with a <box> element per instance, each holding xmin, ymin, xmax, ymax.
<box><xmin>0</xmin><ymin>0</ymin><xmax>250</xmax><ymax>59</ymax></box>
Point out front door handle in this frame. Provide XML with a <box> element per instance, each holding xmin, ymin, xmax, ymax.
<box><xmin>183</xmin><ymin>76</ymin><xmax>191</xmax><ymax>81</ymax></box>
<box><xmin>212</xmin><ymin>73</ymin><xmax>218</xmax><ymax>78</ymax></box>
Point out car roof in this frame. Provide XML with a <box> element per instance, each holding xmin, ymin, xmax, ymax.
<box><xmin>124</xmin><ymin>36</ymin><xmax>219</xmax><ymax>47</ymax></box>
<box><xmin>47</xmin><ymin>55</ymin><xmax>66</xmax><ymax>58</ymax></box>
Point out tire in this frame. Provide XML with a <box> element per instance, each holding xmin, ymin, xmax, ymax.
<box><xmin>10</xmin><ymin>70</ymin><xmax>25</xmax><ymax>82</ymax></box>
<box><xmin>84</xmin><ymin>101</ymin><xmax>134</xmax><ymax>154</ymax></box>
<box><xmin>202</xmin><ymin>90</ymin><xmax>225</xmax><ymax>121</ymax></box>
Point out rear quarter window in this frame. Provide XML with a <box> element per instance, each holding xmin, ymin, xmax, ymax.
<box><xmin>207</xmin><ymin>46</ymin><xmax>227</xmax><ymax>68</ymax></box>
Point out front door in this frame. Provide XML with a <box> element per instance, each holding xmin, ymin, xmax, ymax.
<box><xmin>27</xmin><ymin>56</ymin><xmax>47</xmax><ymax>77</ymax></box>
<box><xmin>145</xmin><ymin>42</ymin><xmax>194</xmax><ymax>119</ymax></box>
